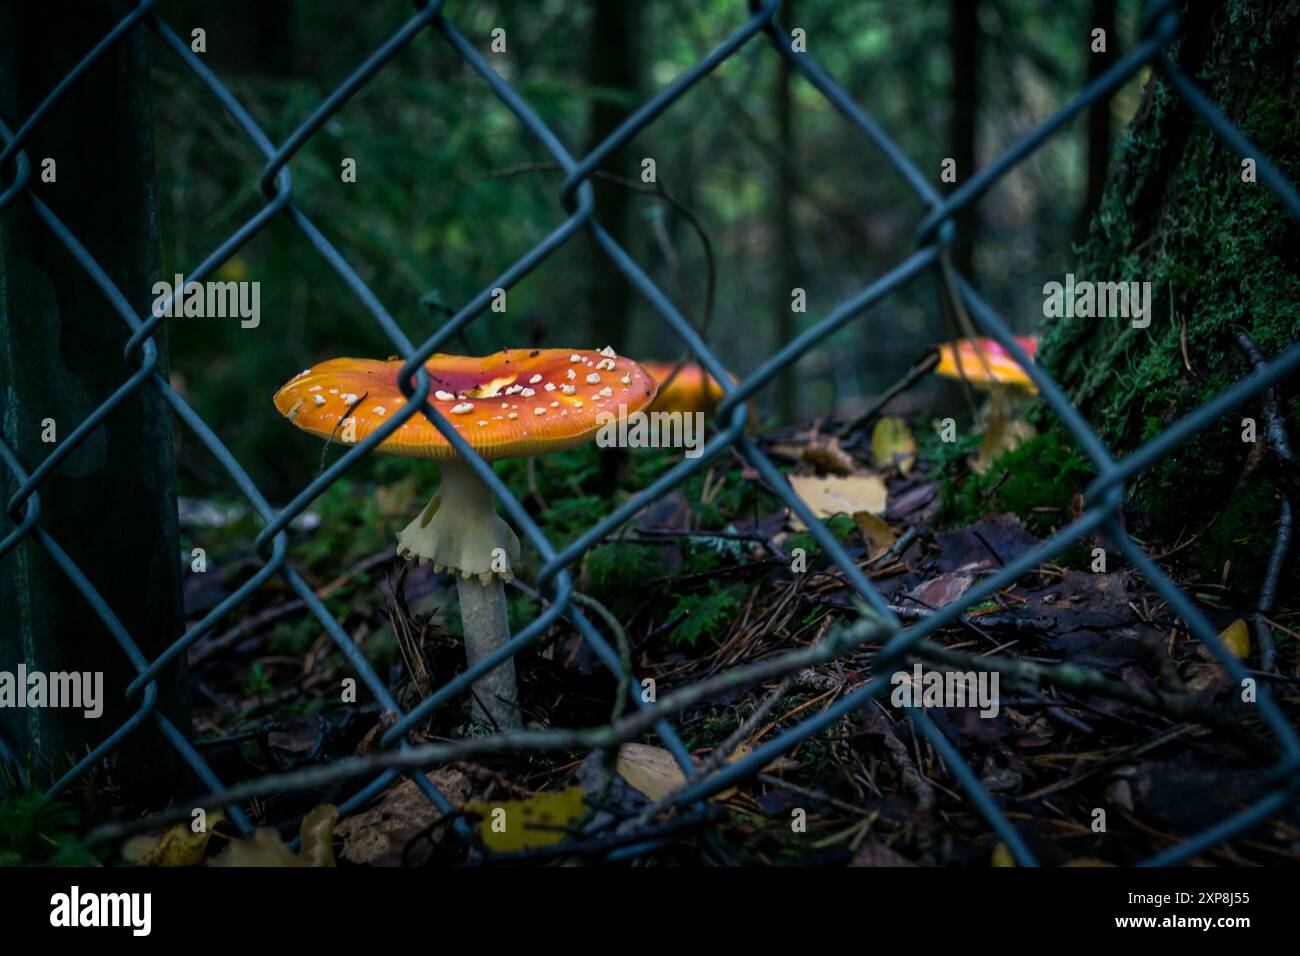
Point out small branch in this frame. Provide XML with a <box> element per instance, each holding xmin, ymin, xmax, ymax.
<box><xmin>836</xmin><ymin>349</ymin><xmax>940</xmax><ymax>439</ymax></box>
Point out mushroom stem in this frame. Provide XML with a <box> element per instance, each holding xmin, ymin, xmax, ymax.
<box><xmin>395</xmin><ymin>458</ymin><xmax>522</xmax><ymax>730</ymax></box>
<box><xmin>456</xmin><ymin>575</ymin><xmax>521</xmax><ymax>730</ymax></box>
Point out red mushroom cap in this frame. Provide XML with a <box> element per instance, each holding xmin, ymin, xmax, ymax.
<box><xmin>934</xmin><ymin>336</ymin><xmax>1038</xmax><ymax>392</ymax></box>
<box><xmin>274</xmin><ymin>348</ymin><xmax>658</xmax><ymax>460</ymax></box>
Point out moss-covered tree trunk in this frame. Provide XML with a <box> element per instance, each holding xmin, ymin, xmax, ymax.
<box><xmin>1039</xmin><ymin>0</ymin><xmax>1300</xmax><ymax>580</ymax></box>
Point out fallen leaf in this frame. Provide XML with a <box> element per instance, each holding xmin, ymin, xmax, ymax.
<box><xmin>1219</xmin><ymin>618</ymin><xmax>1250</xmax><ymax>660</ymax></box>
<box><xmin>849</xmin><ymin>841</ymin><xmax>916</xmax><ymax>866</ymax></box>
<box><xmin>130</xmin><ymin>812</ymin><xmax>225</xmax><ymax>867</ymax></box>
<box><xmin>335</xmin><ymin>768</ymin><xmax>473</xmax><ymax>866</ymax></box>
<box><xmin>802</xmin><ymin>433</ymin><xmax>857</xmax><ymax>475</ymax></box>
<box><xmin>853</xmin><ymin>512</ymin><xmax>897</xmax><ymax>561</ymax></box>
<box><xmin>465</xmin><ymin>787</ymin><xmax>588</xmax><ymax>853</ymax></box>
<box><xmin>616</xmin><ymin>743</ymin><xmax>687</xmax><ymax>802</ymax></box>
<box><xmin>212</xmin><ymin>805</ymin><xmax>338</xmax><ymax>867</ymax></box>
<box><xmin>298</xmin><ymin>804</ymin><xmax>337</xmax><ymax>867</ymax></box>
<box><xmin>789</xmin><ymin>473</ymin><xmax>887</xmax><ymax>528</ymax></box>
<box><xmin>871</xmin><ymin>416</ymin><xmax>916</xmax><ymax>474</ymax></box>
<box><xmin>908</xmin><ymin>572</ymin><xmax>973</xmax><ymax>608</ymax></box>
<box><xmin>991</xmin><ymin>842</ymin><xmax>1016</xmax><ymax>867</ymax></box>
<box><xmin>211</xmin><ymin>829</ymin><xmax>304</xmax><ymax>867</ymax></box>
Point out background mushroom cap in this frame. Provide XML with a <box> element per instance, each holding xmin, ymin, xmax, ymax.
<box><xmin>274</xmin><ymin>348</ymin><xmax>658</xmax><ymax>460</ymax></box>
<box><xmin>644</xmin><ymin>360</ymin><xmax>730</xmax><ymax>415</ymax></box>
<box><xmin>935</xmin><ymin>336</ymin><xmax>1038</xmax><ymax>391</ymax></box>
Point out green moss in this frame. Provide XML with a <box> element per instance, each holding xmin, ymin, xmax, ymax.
<box><xmin>1036</xmin><ymin>0</ymin><xmax>1299</xmax><ymax>554</ymax></box>
<box><xmin>940</xmin><ymin>430</ymin><xmax>1096</xmax><ymax>541</ymax></box>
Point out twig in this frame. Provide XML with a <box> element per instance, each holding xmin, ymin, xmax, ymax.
<box><xmin>836</xmin><ymin>349</ymin><xmax>940</xmax><ymax>439</ymax></box>
<box><xmin>1235</xmin><ymin>330</ymin><xmax>1297</xmax><ymax>672</ymax></box>
<box><xmin>909</xmin><ymin>643</ymin><xmax>1274</xmax><ymax>761</ymax></box>
<box><xmin>87</xmin><ymin>615</ymin><xmax>894</xmax><ymax>846</ymax></box>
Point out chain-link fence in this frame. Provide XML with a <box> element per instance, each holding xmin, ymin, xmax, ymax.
<box><xmin>1</xmin><ymin>0</ymin><xmax>1298</xmax><ymax>865</ymax></box>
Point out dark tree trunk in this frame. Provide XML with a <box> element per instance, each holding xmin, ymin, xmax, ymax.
<box><xmin>1040</xmin><ymin>0</ymin><xmax>1300</xmax><ymax>579</ymax></box>
<box><xmin>1078</xmin><ymin>0</ymin><xmax>1118</xmax><ymax>237</ymax></box>
<box><xmin>773</xmin><ymin>0</ymin><xmax>799</xmax><ymax>423</ymax></box>
<box><xmin>0</xmin><ymin>0</ymin><xmax>188</xmax><ymax>791</ymax></box>
<box><xmin>584</xmin><ymin>0</ymin><xmax>642</xmax><ymax>353</ymax></box>
<box><xmin>949</xmin><ymin>0</ymin><xmax>980</xmax><ymax>280</ymax></box>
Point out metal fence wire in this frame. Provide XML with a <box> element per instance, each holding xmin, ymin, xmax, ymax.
<box><xmin>2</xmin><ymin>0</ymin><xmax>1300</xmax><ymax>866</ymax></box>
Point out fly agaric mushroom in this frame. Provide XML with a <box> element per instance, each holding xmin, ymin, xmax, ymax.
<box><xmin>273</xmin><ymin>348</ymin><xmax>658</xmax><ymax>730</ymax></box>
<box><xmin>934</xmin><ymin>336</ymin><xmax>1039</xmax><ymax>474</ymax></box>
<box><xmin>644</xmin><ymin>360</ymin><xmax>728</xmax><ymax>415</ymax></box>
<box><xmin>934</xmin><ymin>336</ymin><xmax>1038</xmax><ymax>393</ymax></box>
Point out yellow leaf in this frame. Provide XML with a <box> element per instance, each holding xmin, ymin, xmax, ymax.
<box><xmin>1219</xmin><ymin>618</ymin><xmax>1250</xmax><ymax>660</ymax></box>
<box><xmin>1063</xmin><ymin>857</ymin><xmax>1115</xmax><ymax>867</ymax></box>
<box><xmin>211</xmin><ymin>829</ymin><xmax>304</xmax><ymax>867</ymax></box>
<box><xmin>134</xmin><ymin>812</ymin><xmax>225</xmax><ymax>867</ymax></box>
<box><xmin>789</xmin><ymin>473</ymin><xmax>887</xmax><ymax>528</ymax></box>
<box><xmin>616</xmin><ymin>743</ymin><xmax>687</xmax><ymax>802</ymax></box>
<box><xmin>853</xmin><ymin>512</ymin><xmax>897</xmax><ymax>561</ymax></box>
<box><xmin>465</xmin><ymin>787</ymin><xmax>588</xmax><ymax>853</ymax></box>
<box><xmin>871</xmin><ymin>417</ymin><xmax>916</xmax><ymax>475</ymax></box>
<box><xmin>991</xmin><ymin>842</ymin><xmax>1016</xmax><ymax>867</ymax></box>
<box><xmin>210</xmin><ymin>804</ymin><xmax>338</xmax><ymax>867</ymax></box>
<box><xmin>298</xmin><ymin>804</ymin><xmax>338</xmax><ymax>867</ymax></box>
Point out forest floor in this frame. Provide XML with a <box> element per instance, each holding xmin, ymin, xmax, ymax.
<box><xmin>5</xmin><ymin>404</ymin><xmax>1298</xmax><ymax>867</ymax></box>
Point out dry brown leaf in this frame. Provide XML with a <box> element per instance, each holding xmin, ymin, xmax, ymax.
<box><xmin>909</xmin><ymin>572</ymin><xmax>974</xmax><ymax>608</ymax></box>
<box><xmin>335</xmin><ymin>767</ymin><xmax>474</xmax><ymax>866</ymax></box>
<box><xmin>853</xmin><ymin>511</ymin><xmax>897</xmax><ymax>561</ymax></box>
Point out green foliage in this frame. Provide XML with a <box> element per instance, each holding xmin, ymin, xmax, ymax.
<box><xmin>939</xmin><ymin>430</ymin><xmax>1096</xmax><ymax>539</ymax></box>
<box><xmin>786</xmin><ymin>513</ymin><xmax>858</xmax><ymax>558</ymax></box>
<box><xmin>582</xmin><ymin>541</ymin><xmax>662</xmax><ymax>596</ymax></box>
<box><xmin>664</xmin><ymin>584</ymin><xmax>746</xmax><ymax>648</ymax></box>
<box><xmin>0</xmin><ymin>789</ymin><xmax>96</xmax><ymax>866</ymax></box>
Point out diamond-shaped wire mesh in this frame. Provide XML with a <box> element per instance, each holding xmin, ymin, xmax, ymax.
<box><xmin>2</xmin><ymin>0</ymin><xmax>1298</xmax><ymax>866</ymax></box>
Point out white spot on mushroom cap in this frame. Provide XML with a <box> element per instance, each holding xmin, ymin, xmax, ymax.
<box><xmin>312</xmin><ymin>394</ymin><xmax>326</xmax><ymax>406</ymax></box>
<box><xmin>599</xmin><ymin>386</ymin><xmax>613</xmax><ymax>398</ymax></box>
<box><xmin>435</xmin><ymin>390</ymin><xmax>455</xmax><ymax>401</ymax></box>
<box><xmin>533</xmin><ymin>407</ymin><xmax>547</xmax><ymax>416</ymax></box>
<box><xmin>521</xmin><ymin>388</ymin><xmax>535</xmax><ymax>397</ymax></box>
<box><xmin>451</xmin><ymin>402</ymin><xmax>474</xmax><ymax>414</ymax></box>
<box><xmin>544</xmin><ymin>382</ymin><xmax>556</xmax><ymax>391</ymax></box>
<box><xmin>561</xmin><ymin>384</ymin><xmax>576</xmax><ymax>394</ymax></box>
<box><xmin>507</xmin><ymin>412</ymin><xmax>518</xmax><ymax>419</ymax></box>
<box><xmin>374</xmin><ymin>406</ymin><xmax>387</xmax><ymax>415</ymax></box>
<box><xmin>569</xmin><ymin>354</ymin><xmax>582</xmax><ymax>363</ymax></box>
<box><xmin>586</xmin><ymin>373</ymin><xmax>601</xmax><ymax>384</ymax></box>
<box><xmin>341</xmin><ymin>393</ymin><xmax>359</xmax><ymax>405</ymax></box>
<box><xmin>529</xmin><ymin>374</ymin><xmax>542</xmax><ymax>384</ymax></box>
<box><xmin>599</xmin><ymin>346</ymin><xmax>616</xmax><ymax>357</ymax></box>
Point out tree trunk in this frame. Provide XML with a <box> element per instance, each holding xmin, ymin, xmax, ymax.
<box><xmin>949</xmin><ymin>0</ymin><xmax>980</xmax><ymax>280</ymax></box>
<box><xmin>584</xmin><ymin>0</ymin><xmax>642</xmax><ymax>354</ymax></box>
<box><xmin>0</xmin><ymin>0</ymin><xmax>188</xmax><ymax>791</ymax></box>
<box><xmin>1039</xmin><ymin>0</ymin><xmax>1300</xmax><ymax>579</ymax></box>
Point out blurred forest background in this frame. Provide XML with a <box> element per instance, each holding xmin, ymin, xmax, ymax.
<box><xmin>151</xmin><ymin>0</ymin><xmax>1146</xmax><ymax>502</ymax></box>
